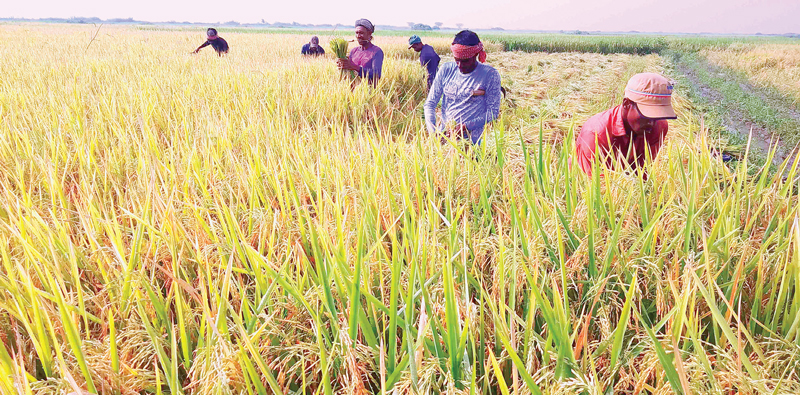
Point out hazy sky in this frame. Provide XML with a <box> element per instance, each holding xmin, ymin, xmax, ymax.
<box><xmin>3</xmin><ymin>0</ymin><xmax>798</xmax><ymax>35</ymax></box>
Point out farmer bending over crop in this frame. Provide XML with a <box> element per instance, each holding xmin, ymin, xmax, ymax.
<box><xmin>408</xmin><ymin>35</ymin><xmax>440</xmax><ymax>90</ymax></box>
<box><xmin>337</xmin><ymin>19</ymin><xmax>384</xmax><ymax>85</ymax></box>
<box><xmin>575</xmin><ymin>73</ymin><xmax>677</xmax><ymax>176</ymax></box>
<box><xmin>424</xmin><ymin>30</ymin><xmax>502</xmax><ymax>144</ymax></box>
<box><xmin>193</xmin><ymin>28</ymin><xmax>229</xmax><ymax>56</ymax></box>
<box><xmin>302</xmin><ymin>36</ymin><xmax>325</xmax><ymax>56</ymax></box>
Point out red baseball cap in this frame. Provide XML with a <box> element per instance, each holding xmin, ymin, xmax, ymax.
<box><xmin>624</xmin><ymin>73</ymin><xmax>677</xmax><ymax>119</ymax></box>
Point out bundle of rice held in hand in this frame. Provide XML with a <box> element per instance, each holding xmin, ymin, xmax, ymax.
<box><xmin>329</xmin><ymin>38</ymin><xmax>349</xmax><ymax>59</ymax></box>
<box><xmin>330</xmin><ymin>38</ymin><xmax>356</xmax><ymax>78</ymax></box>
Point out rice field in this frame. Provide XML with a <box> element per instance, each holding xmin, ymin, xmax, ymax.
<box><xmin>1</xmin><ymin>24</ymin><xmax>800</xmax><ymax>395</ymax></box>
<box><xmin>701</xmin><ymin>44</ymin><xmax>800</xmax><ymax>106</ymax></box>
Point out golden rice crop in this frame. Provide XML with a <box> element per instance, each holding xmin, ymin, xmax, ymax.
<box><xmin>0</xmin><ymin>24</ymin><xmax>799</xmax><ymax>395</ymax></box>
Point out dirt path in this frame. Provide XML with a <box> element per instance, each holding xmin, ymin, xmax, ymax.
<box><xmin>672</xmin><ymin>55</ymin><xmax>799</xmax><ymax>167</ymax></box>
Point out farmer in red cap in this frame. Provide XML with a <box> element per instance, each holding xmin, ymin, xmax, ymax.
<box><xmin>575</xmin><ymin>73</ymin><xmax>677</xmax><ymax>176</ymax></box>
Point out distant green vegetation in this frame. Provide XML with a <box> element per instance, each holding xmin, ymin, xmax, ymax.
<box><xmin>490</xmin><ymin>34</ymin><xmax>798</xmax><ymax>55</ymax></box>
<box><xmin>494</xmin><ymin>34</ymin><xmax>669</xmax><ymax>54</ymax></box>
<box><xmin>664</xmin><ymin>35</ymin><xmax>800</xmax><ymax>52</ymax></box>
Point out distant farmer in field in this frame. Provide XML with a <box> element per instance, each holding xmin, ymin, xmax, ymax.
<box><xmin>337</xmin><ymin>19</ymin><xmax>384</xmax><ymax>85</ymax></box>
<box><xmin>424</xmin><ymin>30</ymin><xmax>502</xmax><ymax>144</ymax></box>
<box><xmin>193</xmin><ymin>28</ymin><xmax>229</xmax><ymax>56</ymax></box>
<box><xmin>408</xmin><ymin>35</ymin><xmax>440</xmax><ymax>89</ymax></box>
<box><xmin>575</xmin><ymin>73</ymin><xmax>677</xmax><ymax>176</ymax></box>
<box><xmin>302</xmin><ymin>36</ymin><xmax>325</xmax><ymax>56</ymax></box>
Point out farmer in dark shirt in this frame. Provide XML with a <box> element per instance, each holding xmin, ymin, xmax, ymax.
<box><xmin>301</xmin><ymin>36</ymin><xmax>325</xmax><ymax>56</ymax></box>
<box><xmin>408</xmin><ymin>35</ymin><xmax>440</xmax><ymax>89</ymax></box>
<box><xmin>193</xmin><ymin>28</ymin><xmax>229</xmax><ymax>56</ymax></box>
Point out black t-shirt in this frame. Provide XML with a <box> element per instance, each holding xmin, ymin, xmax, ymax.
<box><xmin>201</xmin><ymin>37</ymin><xmax>229</xmax><ymax>53</ymax></box>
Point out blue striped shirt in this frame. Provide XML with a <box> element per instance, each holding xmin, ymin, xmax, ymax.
<box><xmin>424</xmin><ymin>62</ymin><xmax>502</xmax><ymax>143</ymax></box>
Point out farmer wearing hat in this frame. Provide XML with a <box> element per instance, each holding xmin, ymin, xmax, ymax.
<box><xmin>193</xmin><ymin>28</ymin><xmax>229</xmax><ymax>56</ymax></box>
<box><xmin>575</xmin><ymin>73</ymin><xmax>677</xmax><ymax>176</ymax></box>
<box><xmin>408</xmin><ymin>35</ymin><xmax>440</xmax><ymax>89</ymax></box>
<box><xmin>424</xmin><ymin>30</ymin><xmax>502</xmax><ymax>144</ymax></box>
<box><xmin>302</xmin><ymin>36</ymin><xmax>325</xmax><ymax>56</ymax></box>
<box><xmin>337</xmin><ymin>19</ymin><xmax>384</xmax><ymax>85</ymax></box>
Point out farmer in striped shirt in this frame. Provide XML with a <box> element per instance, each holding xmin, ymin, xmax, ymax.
<box><xmin>575</xmin><ymin>73</ymin><xmax>677</xmax><ymax>177</ymax></box>
<box><xmin>424</xmin><ymin>30</ymin><xmax>502</xmax><ymax>144</ymax></box>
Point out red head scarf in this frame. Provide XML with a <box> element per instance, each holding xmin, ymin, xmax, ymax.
<box><xmin>451</xmin><ymin>42</ymin><xmax>486</xmax><ymax>63</ymax></box>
